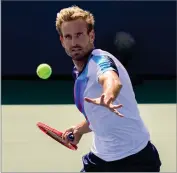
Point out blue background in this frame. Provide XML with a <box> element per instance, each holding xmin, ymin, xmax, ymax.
<box><xmin>2</xmin><ymin>1</ymin><xmax>176</xmax><ymax>76</ymax></box>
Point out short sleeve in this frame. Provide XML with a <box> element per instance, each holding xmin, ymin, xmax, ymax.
<box><xmin>92</xmin><ymin>55</ymin><xmax>119</xmax><ymax>81</ymax></box>
<box><xmin>72</xmin><ymin>66</ymin><xmax>79</xmax><ymax>80</ymax></box>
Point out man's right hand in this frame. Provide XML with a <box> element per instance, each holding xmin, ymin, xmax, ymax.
<box><xmin>62</xmin><ymin>126</ymin><xmax>83</xmax><ymax>145</ymax></box>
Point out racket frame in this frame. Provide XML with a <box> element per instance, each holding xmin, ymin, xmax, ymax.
<box><xmin>37</xmin><ymin>122</ymin><xmax>77</xmax><ymax>151</ymax></box>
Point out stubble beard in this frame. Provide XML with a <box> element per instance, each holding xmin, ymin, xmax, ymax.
<box><xmin>67</xmin><ymin>42</ymin><xmax>94</xmax><ymax>61</ymax></box>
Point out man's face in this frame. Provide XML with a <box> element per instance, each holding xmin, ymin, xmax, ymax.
<box><xmin>60</xmin><ymin>19</ymin><xmax>94</xmax><ymax>60</ymax></box>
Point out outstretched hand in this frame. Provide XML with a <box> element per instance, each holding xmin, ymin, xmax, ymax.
<box><xmin>84</xmin><ymin>93</ymin><xmax>123</xmax><ymax>117</ymax></box>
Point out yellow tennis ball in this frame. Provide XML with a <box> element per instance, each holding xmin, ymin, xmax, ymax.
<box><xmin>36</xmin><ymin>63</ymin><xmax>52</xmax><ymax>79</ymax></box>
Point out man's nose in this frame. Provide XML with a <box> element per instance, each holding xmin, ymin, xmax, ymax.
<box><xmin>71</xmin><ymin>37</ymin><xmax>78</xmax><ymax>46</ymax></box>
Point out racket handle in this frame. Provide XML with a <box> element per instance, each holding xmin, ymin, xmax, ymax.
<box><xmin>67</xmin><ymin>133</ymin><xmax>75</xmax><ymax>142</ymax></box>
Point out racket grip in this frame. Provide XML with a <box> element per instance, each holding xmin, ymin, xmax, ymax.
<box><xmin>67</xmin><ymin>133</ymin><xmax>75</xmax><ymax>142</ymax></box>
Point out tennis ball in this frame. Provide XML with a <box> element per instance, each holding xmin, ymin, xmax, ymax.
<box><xmin>36</xmin><ymin>63</ymin><xmax>52</xmax><ymax>79</ymax></box>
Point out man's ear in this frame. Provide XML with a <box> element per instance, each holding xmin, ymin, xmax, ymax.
<box><xmin>89</xmin><ymin>30</ymin><xmax>95</xmax><ymax>44</ymax></box>
<box><xmin>60</xmin><ymin>35</ymin><xmax>65</xmax><ymax>48</ymax></box>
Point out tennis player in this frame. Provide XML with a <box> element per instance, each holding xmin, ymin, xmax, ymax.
<box><xmin>56</xmin><ymin>6</ymin><xmax>161</xmax><ymax>172</ymax></box>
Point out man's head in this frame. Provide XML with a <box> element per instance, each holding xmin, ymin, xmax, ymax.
<box><xmin>56</xmin><ymin>6</ymin><xmax>95</xmax><ymax>60</ymax></box>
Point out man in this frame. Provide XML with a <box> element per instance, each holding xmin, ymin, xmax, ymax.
<box><xmin>56</xmin><ymin>5</ymin><xmax>161</xmax><ymax>172</ymax></box>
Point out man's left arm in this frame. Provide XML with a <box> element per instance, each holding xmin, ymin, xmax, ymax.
<box><xmin>98</xmin><ymin>70</ymin><xmax>122</xmax><ymax>102</ymax></box>
<box><xmin>96</xmin><ymin>55</ymin><xmax>122</xmax><ymax>102</ymax></box>
<box><xmin>85</xmin><ymin>55</ymin><xmax>123</xmax><ymax>116</ymax></box>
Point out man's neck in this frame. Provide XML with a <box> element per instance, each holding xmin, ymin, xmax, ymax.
<box><xmin>73</xmin><ymin>48</ymin><xmax>93</xmax><ymax>72</ymax></box>
<box><xmin>73</xmin><ymin>60</ymin><xmax>86</xmax><ymax>72</ymax></box>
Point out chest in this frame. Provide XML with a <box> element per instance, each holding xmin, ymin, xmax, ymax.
<box><xmin>74</xmin><ymin>74</ymin><xmax>88</xmax><ymax>102</ymax></box>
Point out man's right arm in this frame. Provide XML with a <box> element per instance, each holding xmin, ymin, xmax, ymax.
<box><xmin>62</xmin><ymin>120</ymin><xmax>92</xmax><ymax>144</ymax></box>
<box><xmin>74</xmin><ymin>120</ymin><xmax>92</xmax><ymax>135</ymax></box>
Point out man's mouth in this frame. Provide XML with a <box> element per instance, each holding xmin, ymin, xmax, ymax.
<box><xmin>72</xmin><ymin>48</ymin><xmax>81</xmax><ymax>52</ymax></box>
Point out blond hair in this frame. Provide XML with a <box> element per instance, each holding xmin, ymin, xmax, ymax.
<box><xmin>56</xmin><ymin>5</ymin><xmax>95</xmax><ymax>35</ymax></box>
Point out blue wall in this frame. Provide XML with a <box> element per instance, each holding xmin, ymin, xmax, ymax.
<box><xmin>2</xmin><ymin>1</ymin><xmax>176</xmax><ymax>76</ymax></box>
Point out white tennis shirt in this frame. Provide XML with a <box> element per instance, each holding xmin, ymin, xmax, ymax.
<box><xmin>72</xmin><ymin>49</ymin><xmax>150</xmax><ymax>161</ymax></box>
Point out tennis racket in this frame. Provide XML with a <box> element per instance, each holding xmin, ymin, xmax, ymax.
<box><xmin>37</xmin><ymin>122</ymin><xmax>78</xmax><ymax>151</ymax></box>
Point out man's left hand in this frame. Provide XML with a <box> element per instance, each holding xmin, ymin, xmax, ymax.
<box><xmin>84</xmin><ymin>93</ymin><xmax>123</xmax><ymax>117</ymax></box>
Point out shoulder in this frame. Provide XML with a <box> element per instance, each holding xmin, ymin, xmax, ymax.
<box><xmin>90</xmin><ymin>49</ymin><xmax>118</xmax><ymax>65</ymax></box>
<box><xmin>86</xmin><ymin>49</ymin><xmax>119</xmax><ymax>80</ymax></box>
<box><xmin>90</xmin><ymin>49</ymin><xmax>118</xmax><ymax>71</ymax></box>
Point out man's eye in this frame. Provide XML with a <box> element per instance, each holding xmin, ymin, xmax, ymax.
<box><xmin>65</xmin><ymin>35</ymin><xmax>71</xmax><ymax>39</ymax></box>
<box><xmin>77</xmin><ymin>33</ymin><xmax>83</xmax><ymax>37</ymax></box>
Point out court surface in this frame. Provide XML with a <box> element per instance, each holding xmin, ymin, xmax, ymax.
<box><xmin>2</xmin><ymin>104</ymin><xmax>176</xmax><ymax>172</ymax></box>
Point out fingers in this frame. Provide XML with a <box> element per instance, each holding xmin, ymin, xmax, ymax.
<box><xmin>108</xmin><ymin>107</ymin><xmax>124</xmax><ymax>117</ymax></box>
<box><xmin>62</xmin><ymin>128</ymin><xmax>73</xmax><ymax>139</ymax></box>
<box><xmin>84</xmin><ymin>94</ymin><xmax>112</xmax><ymax>106</ymax></box>
<box><xmin>62</xmin><ymin>127</ymin><xmax>74</xmax><ymax>142</ymax></box>
<box><xmin>62</xmin><ymin>131</ymin><xmax>68</xmax><ymax>140</ymax></box>
<box><xmin>84</xmin><ymin>97</ymin><xmax>95</xmax><ymax>103</ymax></box>
<box><xmin>84</xmin><ymin>97</ymin><xmax>99</xmax><ymax>105</ymax></box>
<box><xmin>113</xmin><ymin>109</ymin><xmax>124</xmax><ymax>117</ymax></box>
<box><xmin>67</xmin><ymin>131</ymin><xmax>82</xmax><ymax>145</ymax></box>
<box><xmin>84</xmin><ymin>95</ymin><xmax>124</xmax><ymax>117</ymax></box>
<box><xmin>100</xmin><ymin>94</ymin><xmax>114</xmax><ymax>107</ymax></box>
<box><xmin>100</xmin><ymin>94</ymin><xmax>105</xmax><ymax>104</ymax></box>
<box><xmin>69</xmin><ymin>137</ymin><xmax>78</xmax><ymax>145</ymax></box>
<box><xmin>109</xmin><ymin>104</ymin><xmax>124</xmax><ymax>117</ymax></box>
<box><xmin>103</xmin><ymin>96</ymin><xmax>112</xmax><ymax>106</ymax></box>
<box><xmin>62</xmin><ymin>127</ymin><xmax>82</xmax><ymax>145</ymax></box>
<box><xmin>85</xmin><ymin>94</ymin><xmax>106</xmax><ymax>105</ymax></box>
<box><xmin>111</xmin><ymin>104</ymin><xmax>123</xmax><ymax>109</ymax></box>
<box><xmin>62</xmin><ymin>131</ymin><xmax>71</xmax><ymax>144</ymax></box>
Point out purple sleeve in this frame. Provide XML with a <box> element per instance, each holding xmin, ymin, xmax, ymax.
<box><xmin>72</xmin><ymin>67</ymin><xmax>79</xmax><ymax>80</ymax></box>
